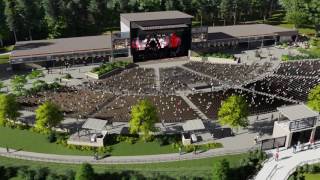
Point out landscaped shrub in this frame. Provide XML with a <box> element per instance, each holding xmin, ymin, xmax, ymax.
<box><xmin>116</xmin><ymin>135</ymin><xmax>139</xmax><ymax>144</ymax></box>
<box><xmin>47</xmin><ymin>132</ymin><xmax>57</xmax><ymax>143</ymax></box>
<box><xmin>27</xmin><ymin>70</ymin><xmax>44</xmax><ymax>79</ymax></box>
<box><xmin>156</xmin><ymin>134</ymin><xmax>180</xmax><ymax>146</ymax></box>
<box><xmin>91</xmin><ymin>61</ymin><xmax>130</xmax><ymax>76</ymax></box>
<box><xmin>184</xmin><ymin>145</ymin><xmax>195</xmax><ymax>153</ymax></box>
<box><xmin>199</xmin><ymin>52</ymin><xmax>234</xmax><ymax>59</ymax></box>
<box><xmin>63</xmin><ymin>73</ymin><xmax>72</xmax><ymax>79</ymax></box>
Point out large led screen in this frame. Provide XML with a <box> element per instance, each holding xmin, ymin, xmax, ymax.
<box><xmin>131</xmin><ymin>28</ymin><xmax>191</xmax><ymax>61</ymax></box>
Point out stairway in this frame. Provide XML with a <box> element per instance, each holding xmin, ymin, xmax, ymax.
<box><xmin>179</xmin><ymin>93</ymin><xmax>209</xmax><ymax>120</ymax></box>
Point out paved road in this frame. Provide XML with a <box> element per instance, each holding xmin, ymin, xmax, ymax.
<box><xmin>255</xmin><ymin>144</ymin><xmax>320</xmax><ymax>180</ymax></box>
<box><xmin>0</xmin><ymin>146</ymin><xmax>253</xmax><ymax>165</ymax></box>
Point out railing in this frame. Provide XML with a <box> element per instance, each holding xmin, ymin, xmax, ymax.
<box><xmin>0</xmin><ymin>146</ymin><xmax>257</xmax><ymax>165</ymax></box>
<box><xmin>283</xmin><ymin>157</ymin><xmax>320</xmax><ymax>180</ymax></box>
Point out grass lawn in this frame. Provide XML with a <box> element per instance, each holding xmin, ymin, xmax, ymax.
<box><xmin>0</xmin><ymin>54</ymin><xmax>9</xmax><ymax>64</ymax></box>
<box><xmin>0</xmin><ymin>127</ymin><xmax>204</xmax><ymax>156</ymax></box>
<box><xmin>0</xmin><ymin>45</ymin><xmax>14</xmax><ymax>53</ymax></box>
<box><xmin>0</xmin><ymin>127</ymin><xmax>92</xmax><ymax>156</ymax></box>
<box><xmin>277</xmin><ymin>23</ymin><xmax>316</xmax><ymax>35</ymax></box>
<box><xmin>110</xmin><ymin>140</ymin><xmax>177</xmax><ymax>156</ymax></box>
<box><xmin>0</xmin><ymin>153</ymin><xmax>248</xmax><ymax>178</ymax></box>
<box><xmin>304</xmin><ymin>173</ymin><xmax>320</xmax><ymax>180</ymax></box>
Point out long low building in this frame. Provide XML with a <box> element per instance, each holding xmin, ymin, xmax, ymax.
<box><xmin>9</xmin><ymin>11</ymin><xmax>298</xmax><ymax>68</ymax></box>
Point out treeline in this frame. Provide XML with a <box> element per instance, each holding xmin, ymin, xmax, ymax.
<box><xmin>0</xmin><ymin>0</ymin><xmax>280</xmax><ymax>45</ymax></box>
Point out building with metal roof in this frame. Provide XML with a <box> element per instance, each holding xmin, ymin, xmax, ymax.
<box><xmin>272</xmin><ymin>104</ymin><xmax>319</xmax><ymax>148</ymax></box>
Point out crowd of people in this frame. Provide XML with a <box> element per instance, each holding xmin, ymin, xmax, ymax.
<box><xmin>18</xmin><ymin>87</ymin><xmax>115</xmax><ymax>118</ymax></box>
<box><xmin>159</xmin><ymin>66</ymin><xmax>220</xmax><ymax>93</ymax></box>
<box><xmin>243</xmin><ymin>75</ymin><xmax>320</xmax><ymax>102</ymax></box>
<box><xmin>94</xmin><ymin>95</ymin><xmax>198</xmax><ymax>122</ymax></box>
<box><xmin>187</xmin><ymin>89</ymin><xmax>293</xmax><ymax>120</ymax></box>
<box><xmin>88</xmin><ymin>67</ymin><xmax>157</xmax><ymax>95</ymax></box>
<box><xmin>275</xmin><ymin>60</ymin><xmax>320</xmax><ymax>77</ymax></box>
<box><xmin>16</xmin><ymin>58</ymin><xmax>320</xmax><ymax>123</ymax></box>
<box><xmin>183</xmin><ymin>61</ymin><xmax>272</xmax><ymax>85</ymax></box>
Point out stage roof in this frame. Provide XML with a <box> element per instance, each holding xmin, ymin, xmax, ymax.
<box><xmin>82</xmin><ymin>118</ymin><xmax>108</xmax><ymax>131</ymax></box>
<box><xmin>183</xmin><ymin>119</ymin><xmax>205</xmax><ymax>132</ymax></box>
<box><xmin>208</xmin><ymin>24</ymin><xmax>298</xmax><ymax>39</ymax></box>
<box><xmin>11</xmin><ymin>35</ymin><xmax>112</xmax><ymax>59</ymax></box>
<box><xmin>121</xmin><ymin>11</ymin><xmax>193</xmax><ymax>22</ymax></box>
<box><xmin>277</xmin><ymin>104</ymin><xmax>319</xmax><ymax>121</ymax></box>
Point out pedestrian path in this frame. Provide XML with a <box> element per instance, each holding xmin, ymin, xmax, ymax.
<box><xmin>0</xmin><ymin>146</ymin><xmax>253</xmax><ymax>165</ymax></box>
<box><xmin>255</xmin><ymin>145</ymin><xmax>320</xmax><ymax>180</ymax></box>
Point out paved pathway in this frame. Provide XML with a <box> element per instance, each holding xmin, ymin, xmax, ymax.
<box><xmin>255</xmin><ymin>145</ymin><xmax>320</xmax><ymax>180</ymax></box>
<box><xmin>179</xmin><ymin>93</ymin><xmax>209</xmax><ymax>120</ymax></box>
<box><xmin>0</xmin><ymin>146</ymin><xmax>254</xmax><ymax>165</ymax></box>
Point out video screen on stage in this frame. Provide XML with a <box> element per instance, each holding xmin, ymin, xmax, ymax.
<box><xmin>131</xmin><ymin>28</ymin><xmax>191</xmax><ymax>61</ymax></box>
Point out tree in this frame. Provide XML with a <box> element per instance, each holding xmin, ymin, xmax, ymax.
<box><xmin>129</xmin><ymin>99</ymin><xmax>158</xmax><ymax>140</ymax></box>
<box><xmin>75</xmin><ymin>163</ymin><xmax>95</xmax><ymax>180</ymax></box>
<box><xmin>35</xmin><ymin>101</ymin><xmax>63</xmax><ymax>132</ymax></box>
<box><xmin>219</xmin><ymin>0</ymin><xmax>232</xmax><ymax>25</ymax></box>
<box><xmin>218</xmin><ymin>95</ymin><xmax>249</xmax><ymax>130</ymax></box>
<box><xmin>0</xmin><ymin>0</ymin><xmax>9</xmax><ymax>47</ymax></box>
<box><xmin>16</xmin><ymin>0</ymin><xmax>41</xmax><ymax>40</ymax></box>
<box><xmin>212</xmin><ymin>159</ymin><xmax>230</xmax><ymax>180</ymax></box>
<box><xmin>308</xmin><ymin>85</ymin><xmax>320</xmax><ymax>112</ymax></box>
<box><xmin>280</xmin><ymin>0</ymin><xmax>309</xmax><ymax>28</ymax></box>
<box><xmin>4</xmin><ymin>0</ymin><xmax>21</xmax><ymax>42</ymax></box>
<box><xmin>10</xmin><ymin>75</ymin><xmax>27</xmax><ymax>95</ymax></box>
<box><xmin>0</xmin><ymin>81</ymin><xmax>5</xmax><ymax>92</ymax></box>
<box><xmin>0</xmin><ymin>94</ymin><xmax>20</xmax><ymax>126</ymax></box>
<box><xmin>305</xmin><ymin>0</ymin><xmax>320</xmax><ymax>35</ymax></box>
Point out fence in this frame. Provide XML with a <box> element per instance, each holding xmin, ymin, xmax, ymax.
<box><xmin>283</xmin><ymin>157</ymin><xmax>320</xmax><ymax>180</ymax></box>
<box><xmin>0</xmin><ymin>146</ymin><xmax>257</xmax><ymax>165</ymax></box>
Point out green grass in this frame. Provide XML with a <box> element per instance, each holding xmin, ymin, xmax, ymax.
<box><xmin>0</xmin><ymin>127</ymin><xmax>92</xmax><ymax>156</ymax></box>
<box><xmin>277</xmin><ymin>23</ymin><xmax>316</xmax><ymax>35</ymax></box>
<box><xmin>304</xmin><ymin>173</ymin><xmax>320</xmax><ymax>180</ymax></box>
<box><xmin>0</xmin><ymin>153</ymin><xmax>249</xmax><ymax>178</ymax></box>
<box><xmin>0</xmin><ymin>45</ymin><xmax>14</xmax><ymax>53</ymax></box>
<box><xmin>0</xmin><ymin>54</ymin><xmax>9</xmax><ymax>64</ymax></box>
<box><xmin>0</xmin><ymin>127</ymin><xmax>194</xmax><ymax>156</ymax></box>
<box><xmin>110</xmin><ymin>140</ymin><xmax>177</xmax><ymax>156</ymax></box>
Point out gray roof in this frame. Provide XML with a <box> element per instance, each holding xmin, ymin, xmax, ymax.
<box><xmin>208</xmin><ymin>24</ymin><xmax>298</xmax><ymax>39</ymax></box>
<box><xmin>11</xmin><ymin>35</ymin><xmax>112</xmax><ymax>59</ymax></box>
<box><xmin>183</xmin><ymin>119</ymin><xmax>205</xmax><ymax>131</ymax></box>
<box><xmin>278</xmin><ymin>104</ymin><xmax>319</xmax><ymax>121</ymax></box>
<box><xmin>82</xmin><ymin>118</ymin><xmax>108</xmax><ymax>131</ymax></box>
<box><xmin>121</xmin><ymin>11</ymin><xmax>193</xmax><ymax>22</ymax></box>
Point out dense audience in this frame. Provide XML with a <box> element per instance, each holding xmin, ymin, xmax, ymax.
<box><xmin>183</xmin><ymin>61</ymin><xmax>272</xmax><ymax>85</ymax></box>
<box><xmin>16</xmin><ymin>59</ymin><xmax>320</xmax><ymax>123</ymax></box>
<box><xmin>18</xmin><ymin>87</ymin><xmax>115</xmax><ymax>118</ymax></box>
<box><xmin>94</xmin><ymin>95</ymin><xmax>198</xmax><ymax>122</ymax></box>
<box><xmin>88</xmin><ymin>67</ymin><xmax>157</xmax><ymax>95</ymax></box>
<box><xmin>187</xmin><ymin>89</ymin><xmax>293</xmax><ymax>120</ymax></box>
<box><xmin>275</xmin><ymin>60</ymin><xmax>320</xmax><ymax>77</ymax></box>
<box><xmin>243</xmin><ymin>75</ymin><xmax>320</xmax><ymax>102</ymax></box>
<box><xmin>159</xmin><ymin>66</ymin><xmax>220</xmax><ymax>93</ymax></box>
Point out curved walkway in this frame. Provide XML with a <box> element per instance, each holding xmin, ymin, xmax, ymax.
<box><xmin>0</xmin><ymin>146</ymin><xmax>253</xmax><ymax>165</ymax></box>
<box><xmin>255</xmin><ymin>144</ymin><xmax>320</xmax><ymax>180</ymax></box>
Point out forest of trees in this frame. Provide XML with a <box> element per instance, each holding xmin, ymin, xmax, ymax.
<box><xmin>0</xmin><ymin>0</ymin><xmax>280</xmax><ymax>44</ymax></box>
<box><xmin>0</xmin><ymin>0</ymin><xmax>319</xmax><ymax>46</ymax></box>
